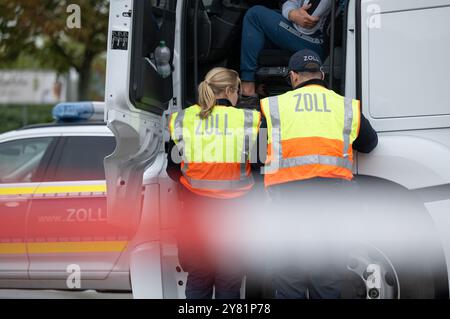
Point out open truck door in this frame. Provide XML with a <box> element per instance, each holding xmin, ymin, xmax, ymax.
<box><xmin>104</xmin><ymin>0</ymin><xmax>181</xmax><ymax>298</ymax></box>
<box><xmin>104</xmin><ymin>0</ymin><xmax>178</xmax><ymax>228</ymax></box>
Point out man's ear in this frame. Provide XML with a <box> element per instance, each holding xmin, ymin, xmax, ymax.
<box><xmin>290</xmin><ymin>71</ymin><xmax>298</xmax><ymax>87</ymax></box>
<box><xmin>321</xmin><ymin>71</ymin><xmax>325</xmax><ymax>80</ymax></box>
<box><xmin>289</xmin><ymin>72</ymin><xmax>294</xmax><ymax>88</ymax></box>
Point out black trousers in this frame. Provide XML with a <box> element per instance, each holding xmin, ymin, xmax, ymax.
<box><xmin>266</xmin><ymin>178</ymin><xmax>357</xmax><ymax>299</ymax></box>
<box><xmin>177</xmin><ymin>187</ymin><xmax>244</xmax><ymax>299</ymax></box>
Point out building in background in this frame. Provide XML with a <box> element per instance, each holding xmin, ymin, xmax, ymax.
<box><xmin>0</xmin><ymin>70</ymin><xmax>74</xmax><ymax>105</ymax></box>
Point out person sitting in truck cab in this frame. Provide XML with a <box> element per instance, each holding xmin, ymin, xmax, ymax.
<box><xmin>167</xmin><ymin>67</ymin><xmax>261</xmax><ymax>299</ymax></box>
<box><xmin>239</xmin><ymin>0</ymin><xmax>333</xmax><ymax>107</ymax></box>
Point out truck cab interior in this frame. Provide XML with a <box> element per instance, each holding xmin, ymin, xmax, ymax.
<box><xmin>129</xmin><ymin>0</ymin><xmax>346</xmax><ymax>114</ymax></box>
<box><xmin>184</xmin><ymin>0</ymin><xmax>346</xmax><ymax>104</ymax></box>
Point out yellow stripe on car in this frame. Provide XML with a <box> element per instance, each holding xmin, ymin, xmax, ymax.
<box><xmin>28</xmin><ymin>241</ymin><xmax>127</xmax><ymax>254</ymax></box>
<box><xmin>35</xmin><ymin>184</ymin><xmax>107</xmax><ymax>194</ymax></box>
<box><xmin>0</xmin><ymin>241</ymin><xmax>127</xmax><ymax>254</ymax></box>
<box><xmin>0</xmin><ymin>184</ymin><xmax>107</xmax><ymax>196</ymax></box>
<box><xmin>0</xmin><ymin>243</ymin><xmax>27</xmax><ymax>254</ymax></box>
<box><xmin>0</xmin><ymin>187</ymin><xmax>37</xmax><ymax>196</ymax></box>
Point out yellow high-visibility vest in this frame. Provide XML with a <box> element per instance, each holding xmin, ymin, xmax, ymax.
<box><xmin>261</xmin><ymin>84</ymin><xmax>360</xmax><ymax>187</ymax></box>
<box><xmin>169</xmin><ymin>104</ymin><xmax>261</xmax><ymax>199</ymax></box>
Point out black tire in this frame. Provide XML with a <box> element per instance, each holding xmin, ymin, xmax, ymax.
<box><xmin>342</xmin><ymin>177</ymin><xmax>449</xmax><ymax>299</ymax></box>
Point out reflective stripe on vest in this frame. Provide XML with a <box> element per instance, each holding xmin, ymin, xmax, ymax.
<box><xmin>170</xmin><ymin>105</ymin><xmax>260</xmax><ymax>195</ymax></box>
<box><xmin>184</xmin><ymin>174</ymin><xmax>254</xmax><ymax>190</ymax></box>
<box><xmin>261</xmin><ymin>85</ymin><xmax>360</xmax><ymax>186</ymax></box>
<box><xmin>241</xmin><ymin>110</ymin><xmax>254</xmax><ymax>178</ymax></box>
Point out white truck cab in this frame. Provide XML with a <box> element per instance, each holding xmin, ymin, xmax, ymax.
<box><xmin>104</xmin><ymin>0</ymin><xmax>450</xmax><ymax>298</ymax></box>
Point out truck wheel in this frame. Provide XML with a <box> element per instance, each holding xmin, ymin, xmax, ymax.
<box><xmin>343</xmin><ymin>244</ymin><xmax>399</xmax><ymax>299</ymax></box>
<box><xmin>343</xmin><ymin>177</ymin><xmax>449</xmax><ymax>299</ymax></box>
<box><xmin>342</xmin><ymin>243</ymin><xmax>448</xmax><ymax>299</ymax></box>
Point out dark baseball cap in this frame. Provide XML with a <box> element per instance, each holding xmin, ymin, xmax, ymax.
<box><xmin>288</xmin><ymin>49</ymin><xmax>323</xmax><ymax>73</ymax></box>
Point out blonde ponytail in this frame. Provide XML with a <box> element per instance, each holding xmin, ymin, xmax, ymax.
<box><xmin>197</xmin><ymin>67</ymin><xmax>241</xmax><ymax>119</ymax></box>
<box><xmin>198</xmin><ymin>80</ymin><xmax>216</xmax><ymax>119</ymax></box>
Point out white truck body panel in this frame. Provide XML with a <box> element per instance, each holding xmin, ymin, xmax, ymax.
<box><xmin>355</xmin><ymin>0</ymin><xmax>450</xmax><ymax>290</ymax></box>
<box><xmin>362</xmin><ymin>0</ymin><xmax>450</xmax><ymax>132</ymax></box>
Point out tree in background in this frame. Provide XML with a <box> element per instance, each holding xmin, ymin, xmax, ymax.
<box><xmin>0</xmin><ymin>0</ymin><xmax>109</xmax><ymax>100</ymax></box>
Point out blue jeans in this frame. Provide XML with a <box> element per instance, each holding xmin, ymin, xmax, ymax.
<box><xmin>240</xmin><ymin>5</ymin><xmax>326</xmax><ymax>82</ymax></box>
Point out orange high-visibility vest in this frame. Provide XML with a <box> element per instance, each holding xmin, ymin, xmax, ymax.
<box><xmin>169</xmin><ymin>104</ymin><xmax>261</xmax><ymax>199</ymax></box>
<box><xmin>261</xmin><ymin>84</ymin><xmax>361</xmax><ymax>187</ymax></box>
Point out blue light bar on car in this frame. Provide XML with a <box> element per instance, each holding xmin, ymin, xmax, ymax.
<box><xmin>52</xmin><ymin>102</ymin><xmax>105</xmax><ymax>122</ymax></box>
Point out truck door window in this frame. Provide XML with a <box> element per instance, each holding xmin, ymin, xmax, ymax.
<box><xmin>129</xmin><ymin>0</ymin><xmax>177</xmax><ymax>115</ymax></box>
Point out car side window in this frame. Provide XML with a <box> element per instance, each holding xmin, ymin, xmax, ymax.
<box><xmin>52</xmin><ymin>136</ymin><xmax>116</xmax><ymax>181</ymax></box>
<box><xmin>0</xmin><ymin>137</ymin><xmax>54</xmax><ymax>183</ymax></box>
